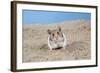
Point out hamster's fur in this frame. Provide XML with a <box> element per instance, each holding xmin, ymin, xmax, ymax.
<box><xmin>47</xmin><ymin>27</ymin><xmax>66</xmax><ymax>50</ymax></box>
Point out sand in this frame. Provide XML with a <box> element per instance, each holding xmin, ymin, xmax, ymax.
<box><xmin>22</xmin><ymin>20</ymin><xmax>91</xmax><ymax>63</ymax></box>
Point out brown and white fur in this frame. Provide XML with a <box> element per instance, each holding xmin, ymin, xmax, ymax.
<box><xmin>47</xmin><ymin>26</ymin><xmax>66</xmax><ymax>50</ymax></box>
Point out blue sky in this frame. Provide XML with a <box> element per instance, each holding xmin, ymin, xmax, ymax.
<box><xmin>22</xmin><ymin>10</ymin><xmax>91</xmax><ymax>25</ymax></box>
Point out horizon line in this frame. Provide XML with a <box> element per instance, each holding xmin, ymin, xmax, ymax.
<box><xmin>23</xmin><ymin>19</ymin><xmax>90</xmax><ymax>25</ymax></box>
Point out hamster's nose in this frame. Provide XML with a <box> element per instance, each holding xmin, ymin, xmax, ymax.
<box><xmin>56</xmin><ymin>37</ymin><xmax>58</xmax><ymax>40</ymax></box>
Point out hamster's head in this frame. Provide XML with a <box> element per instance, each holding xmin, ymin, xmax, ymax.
<box><xmin>47</xmin><ymin>26</ymin><xmax>63</xmax><ymax>41</ymax></box>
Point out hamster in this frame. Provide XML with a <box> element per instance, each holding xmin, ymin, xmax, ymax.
<box><xmin>47</xmin><ymin>26</ymin><xmax>66</xmax><ymax>50</ymax></box>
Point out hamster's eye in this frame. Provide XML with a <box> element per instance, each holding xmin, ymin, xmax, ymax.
<box><xmin>52</xmin><ymin>33</ymin><xmax>54</xmax><ymax>36</ymax></box>
<box><xmin>57</xmin><ymin>32</ymin><xmax>59</xmax><ymax>35</ymax></box>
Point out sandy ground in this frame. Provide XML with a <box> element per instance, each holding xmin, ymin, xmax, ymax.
<box><xmin>22</xmin><ymin>20</ymin><xmax>91</xmax><ymax>63</ymax></box>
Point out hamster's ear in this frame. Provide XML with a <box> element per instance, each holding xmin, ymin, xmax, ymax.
<box><xmin>58</xmin><ymin>26</ymin><xmax>61</xmax><ymax>31</ymax></box>
<box><xmin>47</xmin><ymin>29</ymin><xmax>51</xmax><ymax>34</ymax></box>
